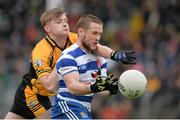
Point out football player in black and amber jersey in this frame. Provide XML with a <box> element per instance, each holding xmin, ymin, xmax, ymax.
<box><xmin>5</xmin><ymin>7</ymin><xmax>136</xmax><ymax>119</ymax></box>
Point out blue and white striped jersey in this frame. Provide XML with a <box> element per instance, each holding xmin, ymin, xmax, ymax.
<box><xmin>55</xmin><ymin>43</ymin><xmax>107</xmax><ymax>111</ymax></box>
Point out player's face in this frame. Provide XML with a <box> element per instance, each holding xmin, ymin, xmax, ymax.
<box><xmin>47</xmin><ymin>13</ymin><xmax>69</xmax><ymax>36</ymax></box>
<box><xmin>82</xmin><ymin>22</ymin><xmax>103</xmax><ymax>51</ymax></box>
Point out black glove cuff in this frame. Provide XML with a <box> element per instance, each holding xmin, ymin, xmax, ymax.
<box><xmin>110</xmin><ymin>51</ymin><xmax>116</xmax><ymax>60</ymax></box>
<box><xmin>90</xmin><ymin>84</ymin><xmax>97</xmax><ymax>93</ymax></box>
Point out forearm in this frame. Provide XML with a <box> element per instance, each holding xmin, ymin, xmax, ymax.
<box><xmin>63</xmin><ymin>72</ymin><xmax>92</xmax><ymax>95</ymax></box>
<box><xmin>94</xmin><ymin>44</ymin><xmax>113</xmax><ymax>58</ymax></box>
<box><xmin>67</xmin><ymin>82</ymin><xmax>91</xmax><ymax>95</ymax></box>
<box><xmin>40</xmin><ymin>68</ymin><xmax>59</xmax><ymax>93</ymax></box>
<box><xmin>95</xmin><ymin>44</ymin><xmax>136</xmax><ymax>64</ymax></box>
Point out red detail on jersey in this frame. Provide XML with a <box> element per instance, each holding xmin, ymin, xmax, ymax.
<box><xmin>91</xmin><ymin>59</ymin><xmax>102</xmax><ymax>78</ymax></box>
<box><xmin>96</xmin><ymin>59</ymin><xmax>101</xmax><ymax>68</ymax></box>
<box><xmin>91</xmin><ymin>71</ymin><xmax>99</xmax><ymax>78</ymax></box>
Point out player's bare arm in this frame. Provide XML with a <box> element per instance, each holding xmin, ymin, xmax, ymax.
<box><xmin>39</xmin><ymin>68</ymin><xmax>59</xmax><ymax>93</ymax></box>
<box><xmin>63</xmin><ymin>71</ymin><xmax>117</xmax><ymax>95</ymax></box>
<box><xmin>63</xmin><ymin>72</ymin><xmax>91</xmax><ymax>95</ymax></box>
<box><xmin>95</xmin><ymin>44</ymin><xmax>136</xmax><ymax>64</ymax></box>
<box><xmin>94</xmin><ymin>44</ymin><xmax>113</xmax><ymax>58</ymax></box>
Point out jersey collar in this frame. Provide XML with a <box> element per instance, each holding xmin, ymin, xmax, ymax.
<box><xmin>45</xmin><ymin>35</ymin><xmax>69</xmax><ymax>51</ymax></box>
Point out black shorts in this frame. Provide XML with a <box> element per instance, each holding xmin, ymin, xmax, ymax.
<box><xmin>10</xmin><ymin>79</ymin><xmax>51</xmax><ymax>119</ymax></box>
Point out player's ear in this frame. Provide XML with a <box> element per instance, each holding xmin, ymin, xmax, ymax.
<box><xmin>44</xmin><ymin>24</ymin><xmax>50</xmax><ymax>33</ymax></box>
<box><xmin>78</xmin><ymin>28</ymin><xmax>84</xmax><ymax>36</ymax></box>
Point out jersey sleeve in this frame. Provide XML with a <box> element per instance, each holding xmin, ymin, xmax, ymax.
<box><xmin>31</xmin><ymin>42</ymin><xmax>52</xmax><ymax>78</ymax></box>
<box><xmin>56</xmin><ymin>54</ymin><xmax>78</xmax><ymax>77</ymax></box>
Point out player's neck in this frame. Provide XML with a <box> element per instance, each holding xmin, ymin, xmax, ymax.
<box><xmin>49</xmin><ymin>34</ymin><xmax>68</xmax><ymax>48</ymax></box>
<box><xmin>76</xmin><ymin>40</ymin><xmax>91</xmax><ymax>53</ymax></box>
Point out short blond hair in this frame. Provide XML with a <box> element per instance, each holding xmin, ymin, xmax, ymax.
<box><xmin>76</xmin><ymin>14</ymin><xmax>103</xmax><ymax>30</ymax></box>
<box><xmin>40</xmin><ymin>6</ymin><xmax>64</xmax><ymax>27</ymax></box>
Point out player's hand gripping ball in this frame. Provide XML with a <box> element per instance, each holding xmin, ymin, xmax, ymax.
<box><xmin>118</xmin><ymin>70</ymin><xmax>147</xmax><ymax>99</ymax></box>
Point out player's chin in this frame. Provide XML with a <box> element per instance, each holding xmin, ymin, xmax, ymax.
<box><xmin>62</xmin><ymin>31</ymin><xmax>69</xmax><ymax>35</ymax></box>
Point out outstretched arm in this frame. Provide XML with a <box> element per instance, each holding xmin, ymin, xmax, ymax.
<box><xmin>94</xmin><ymin>44</ymin><xmax>113</xmax><ymax>58</ymax></box>
<box><xmin>94</xmin><ymin>44</ymin><xmax>136</xmax><ymax>64</ymax></box>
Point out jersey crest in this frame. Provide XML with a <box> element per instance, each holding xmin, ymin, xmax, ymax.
<box><xmin>34</xmin><ymin>59</ymin><xmax>42</xmax><ymax>67</ymax></box>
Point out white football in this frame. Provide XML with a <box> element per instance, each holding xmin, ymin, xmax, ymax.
<box><xmin>118</xmin><ymin>69</ymin><xmax>147</xmax><ymax>99</ymax></box>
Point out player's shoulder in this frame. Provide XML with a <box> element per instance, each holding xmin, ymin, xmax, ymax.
<box><xmin>59</xmin><ymin>43</ymin><xmax>86</xmax><ymax>62</ymax></box>
<box><xmin>64</xmin><ymin>43</ymin><xmax>87</xmax><ymax>59</ymax></box>
<box><xmin>62</xmin><ymin>43</ymin><xmax>78</xmax><ymax>56</ymax></box>
<box><xmin>57</xmin><ymin>44</ymin><xmax>78</xmax><ymax>63</ymax></box>
<box><xmin>68</xmin><ymin>32</ymin><xmax>78</xmax><ymax>43</ymax></box>
<box><xmin>32</xmin><ymin>37</ymin><xmax>52</xmax><ymax>56</ymax></box>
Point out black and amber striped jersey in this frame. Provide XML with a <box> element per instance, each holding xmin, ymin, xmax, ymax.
<box><xmin>23</xmin><ymin>32</ymin><xmax>77</xmax><ymax>96</ymax></box>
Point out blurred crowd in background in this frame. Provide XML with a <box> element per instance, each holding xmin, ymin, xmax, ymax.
<box><xmin>0</xmin><ymin>0</ymin><xmax>179</xmax><ymax>118</ymax></box>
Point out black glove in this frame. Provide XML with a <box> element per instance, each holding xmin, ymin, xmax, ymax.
<box><xmin>106</xmin><ymin>78</ymin><xmax>119</xmax><ymax>95</ymax></box>
<box><xmin>90</xmin><ymin>74</ymin><xmax>113</xmax><ymax>93</ymax></box>
<box><xmin>110</xmin><ymin>50</ymin><xmax>136</xmax><ymax>64</ymax></box>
